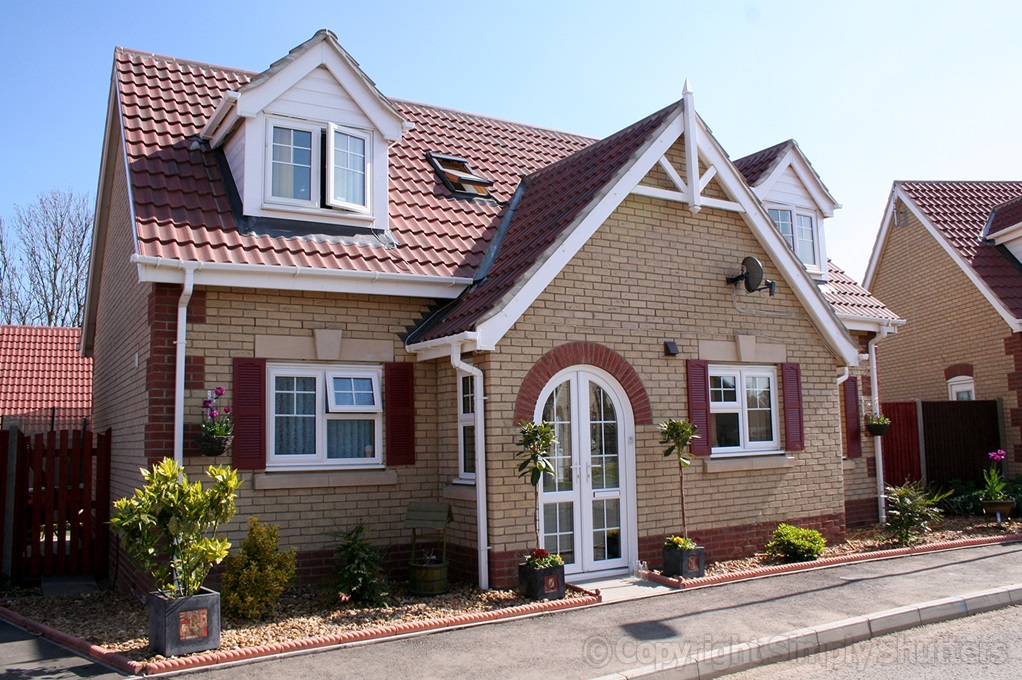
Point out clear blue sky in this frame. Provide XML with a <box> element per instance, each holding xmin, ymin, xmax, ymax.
<box><xmin>3</xmin><ymin>0</ymin><xmax>1022</xmax><ymax>281</ymax></box>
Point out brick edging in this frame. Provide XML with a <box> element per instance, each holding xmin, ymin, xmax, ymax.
<box><xmin>0</xmin><ymin>586</ymin><xmax>602</xmax><ymax>676</ymax></box>
<box><xmin>645</xmin><ymin>532</ymin><xmax>1022</xmax><ymax>590</ymax></box>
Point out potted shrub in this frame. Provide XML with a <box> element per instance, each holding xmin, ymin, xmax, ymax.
<box><xmin>515</xmin><ymin>420</ymin><xmax>565</xmax><ymax>600</ymax></box>
<box><xmin>865</xmin><ymin>412</ymin><xmax>890</xmax><ymax>437</ymax></box>
<box><xmin>659</xmin><ymin>419</ymin><xmax>704</xmax><ymax>578</ymax></box>
<box><xmin>980</xmin><ymin>449</ymin><xmax>1015</xmax><ymax>524</ymax></box>
<box><xmin>195</xmin><ymin>386</ymin><xmax>233</xmax><ymax>456</ymax></box>
<box><xmin>110</xmin><ymin>458</ymin><xmax>240</xmax><ymax>656</ymax></box>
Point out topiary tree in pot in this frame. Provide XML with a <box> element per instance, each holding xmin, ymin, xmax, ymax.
<box><xmin>110</xmin><ymin>457</ymin><xmax>240</xmax><ymax>657</ymax></box>
<box><xmin>659</xmin><ymin>419</ymin><xmax>704</xmax><ymax>578</ymax></box>
<box><xmin>515</xmin><ymin>420</ymin><xmax>564</xmax><ymax>600</ymax></box>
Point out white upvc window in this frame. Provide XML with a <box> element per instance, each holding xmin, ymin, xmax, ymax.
<box><xmin>457</xmin><ymin>373</ymin><xmax>476</xmax><ymax>480</ymax></box>
<box><xmin>326</xmin><ymin>123</ymin><xmax>370</xmax><ymax>213</ymax></box>
<box><xmin>264</xmin><ymin>116</ymin><xmax>372</xmax><ymax>215</ymax></box>
<box><xmin>947</xmin><ymin>375</ymin><xmax>975</xmax><ymax>401</ymax></box>
<box><xmin>268</xmin><ymin>363</ymin><xmax>383</xmax><ymax>469</ymax></box>
<box><xmin>768</xmin><ymin>207</ymin><xmax>819</xmax><ymax>268</ymax></box>
<box><xmin>709</xmin><ymin>365</ymin><xmax>780</xmax><ymax>456</ymax></box>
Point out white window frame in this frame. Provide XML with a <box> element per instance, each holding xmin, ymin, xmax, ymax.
<box><xmin>326</xmin><ymin>123</ymin><xmax>371</xmax><ymax>213</ymax></box>
<box><xmin>708</xmin><ymin>365</ymin><xmax>781</xmax><ymax>457</ymax></box>
<box><xmin>767</xmin><ymin>204</ymin><xmax>822</xmax><ymax>274</ymax></box>
<box><xmin>262</xmin><ymin>116</ymin><xmax>374</xmax><ymax>217</ymax></box>
<box><xmin>457</xmin><ymin>373</ymin><xmax>476</xmax><ymax>481</ymax></box>
<box><xmin>267</xmin><ymin>363</ymin><xmax>384</xmax><ymax>470</ymax></box>
<box><xmin>947</xmin><ymin>375</ymin><xmax>976</xmax><ymax>401</ymax></box>
<box><xmin>265</xmin><ymin>118</ymin><xmax>322</xmax><ymax>209</ymax></box>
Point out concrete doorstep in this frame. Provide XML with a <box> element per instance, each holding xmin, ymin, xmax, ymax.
<box><xmin>593</xmin><ymin>584</ymin><xmax>1022</xmax><ymax>680</ymax></box>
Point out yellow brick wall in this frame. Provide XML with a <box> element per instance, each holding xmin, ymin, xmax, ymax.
<box><xmin>869</xmin><ymin>200</ymin><xmax>1020</xmax><ymax>473</ymax></box>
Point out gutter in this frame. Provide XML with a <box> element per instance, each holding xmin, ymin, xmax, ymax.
<box><xmin>173</xmin><ymin>263</ymin><xmax>199</xmax><ymax>465</ymax></box>
<box><xmin>449</xmin><ymin>342</ymin><xmax>489</xmax><ymax>590</ymax></box>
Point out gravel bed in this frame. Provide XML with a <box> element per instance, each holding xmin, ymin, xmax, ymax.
<box><xmin>0</xmin><ymin>582</ymin><xmax>587</xmax><ymax>663</ymax></box>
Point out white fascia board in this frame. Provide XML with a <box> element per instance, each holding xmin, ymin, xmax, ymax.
<box><xmin>629</xmin><ymin>185</ymin><xmax>744</xmax><ymax>213</ymax></box>
<box><xmin>787</xmin><ymin>152</ymin><xmax>841</xmax><ymax>216</ymax></box>
<box><xmin>200</xmin><ymin>91</ymin><xmax>239</xmax><ymax>145</ymax></box>
<box><xmin>131</xmin><ymin>255</ymin><xmax>470</xmax><ymax>299</ymax></box>
<box><xmin>473</xmin><ymin>109</ymin><xmax>685</xmax><ymax>349</ymax></box>
<box><xmin>839</xmin><ymin>316</ymin><xmax>906</xmax><ymax>333</ymax></box>
<box><xmin>237</xmin><ymin>41</ymin><xmax>405</xmax><ymax>142</ymax></box>
<box><xmin>862</xmin><ymin>187</ymin><xmax>898</xmax><ymax>289</ymax></box>
<box><xmin>876</xmin><ymin>187</ymin><xmax>1022</xmax><ymax>333</ymax></box>
<box><xmin>986</xmin><ymin>220</ymin><xmax>1022</xmax><ymax>244</ymax></box>
<box><xmin>406</xmin><ymin>332</ymin><xmax>481</xmax><ymax>360</ymax></box>
<box><xmin>698</xmin><ymin>123</ymin><xmax>860</xmax><ymax>366</ymax></box>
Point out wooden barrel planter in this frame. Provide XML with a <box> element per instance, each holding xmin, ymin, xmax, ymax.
<box><xmin>409</xmin><ymin>561</ymin><xmax>449</xmax><ymax>595</ymax></box>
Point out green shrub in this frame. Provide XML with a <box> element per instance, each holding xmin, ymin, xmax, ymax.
<box><xmin>331</xmin><ymin>524</ymin><xmax>388</xmax><ymax>607</ymax></box>
<box><xmin>939</xmin><ymin>479</ymin><xmax>983</xmax><ymax>516</ymax></box>
<box><xmin>884</xmin><ymin>482</ymin><xmax>951</xmax><ymax>545</ymax></box>
<box><xmin>1006</xmin><ymin>476</ymin><xmax>1022</xmax><ymax>514</ymax></box>
<box><xmin>764</xmin><ymin>523</ymin><xmax>826</xmax><ymax>562</ymax></box>
<box><xmin>222</xmin><ymin>517</ymin><xmax>296</xmax><ymax>619</ymax></box>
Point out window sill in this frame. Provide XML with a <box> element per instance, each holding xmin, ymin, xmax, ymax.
<box><xmin>700</xmin><ymin>455</ymin><xmax>795</xmax><ymax>474</ymax></box>
<box><xmin>842</xmin><ymin>458</ymin><xmax>857</xmax><ymax>470</ymax></box>
<box><xmin>450</xmin><ymin>477</ymin><xmax>476</xmax><ymax>486</ymax></box>
<box><xmin>444</xmin><ymin>483</ymin><xmax>477</xmax><ymax>502</ymax></box>
<box><xmin>253</xmin><ymin>468</ymin><xmax>398</xmax><ymax>490</ymax></box>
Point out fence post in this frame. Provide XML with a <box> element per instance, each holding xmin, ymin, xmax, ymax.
<box><xmin>2</xmin><ymin>427</ymin><xmax>19</xmax><ymax>579</ymax></box>
<box><xmin>915</xmin><ymin>400</ymin><xmax>927</xmax><ymax>486</ymax></box>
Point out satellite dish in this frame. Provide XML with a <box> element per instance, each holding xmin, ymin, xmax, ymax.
<box><xmin>726</xmin><ymin>256</ymin><xmax>777</xmax><ymax>297</ymax></box>
<box><xmin>740</xmin><ymin>256</ymin><xmax>763</xmax><ymax>293</ymax></box>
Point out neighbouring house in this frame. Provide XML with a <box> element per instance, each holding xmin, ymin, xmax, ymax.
<box><xmin>0</xmin><ymin>325</ymin><xmax>92</xmax><ymax>434</ymax></box>
<box><xmin>866</xmin><ymin>181</ymin><xmax>1022</xmax><ymax>479</ymax></box>
<box><xmin>731</xmin><ymin>140</ymin><xmax>904</xmax><ymax>527</ymax></box>
<box><xmin>85</xmin><ymin>30</ymin><xmax>896</xmax><ymax>591</ymax></box>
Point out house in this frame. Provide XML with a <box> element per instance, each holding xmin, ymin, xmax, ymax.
<box><xmin>731</xmin><ymin>141</ymin><xmax>904</xmax><ymax>527</ymax></box>
<box><xmin>0</xmin><ymin>325</ymin><xmax>92</xmax><ymax>434</ymax></box>
<box><xmin>85</xmin><ymin>30</ymin><xmax>890</xmax><ymax>590</ymax></box>
<box><xmin>865</xmin><ymin>181</ymin><xmax>1022</xmax><ymax>479</ymax></box>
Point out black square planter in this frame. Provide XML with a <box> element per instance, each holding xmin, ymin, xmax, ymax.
<box><xmin>518</xmin><ymin>564</ymin><xmax>566</xmax><ymax>600</ymax></box>
<box><xmin>663</xmin><ymin>546</ymin><xmax>705</xmax><ymax>579</ymax></box>
<box><xmin>147</xmin><ymin>587</ymin><xmax>221</xmax><ymax>657</ymax></box>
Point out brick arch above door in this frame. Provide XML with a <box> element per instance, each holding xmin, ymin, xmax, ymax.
<box><xmin>513</xmin><ymin>342</ymin><xmax>653</xmax><ymax>425</ymax></box>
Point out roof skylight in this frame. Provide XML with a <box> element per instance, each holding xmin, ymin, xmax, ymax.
<box><xmin>427</xmin><ymin>153</ymin><xmax>493</xmax><ymax>198</ymax></box>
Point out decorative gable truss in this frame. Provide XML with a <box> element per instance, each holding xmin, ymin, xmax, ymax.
<box><xmin>200</xmin><ymin>30</ymin><xmax>411</xmax><ymax>232</ymax></box>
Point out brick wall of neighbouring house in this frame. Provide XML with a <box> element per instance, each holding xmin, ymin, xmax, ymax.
<box><xmin>176</xmin><ymin>288</ymin><xmax>482</xmax><ymax>580</ymax></box>
<box><xmin>843</xmin><ymin>331</ymin><xmax>880</xmax><ymax>528</ymax></box>
<box><xmin>870</xmin><ymin>200</ymin><xmax>1021</xmax><ymax>474</ymax></box>
<box><xmin>480</xmin><ymin>142</ymin><xmax>848</xmax><ymax>586</ymax></box>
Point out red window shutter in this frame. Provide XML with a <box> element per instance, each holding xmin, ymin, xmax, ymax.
<box><xmin>385</xmin><ymin>362</ymin><xmax>416</xmax><ymax>466</ymax></box>
<box><xmin>843</xmin><ymin>377</ymin><xmax>862</xmax><ymax>458</ymax></box>
<box><xmin>781</xmin><ymin>363</ymin><xmax>804</xmax><ymax>451</ymax></box>
<box><xmin>687</xmin><ymin>360</ymin><xmax>711</xmax><ymax>456</ymax></box>
<box><xmin>232</xmin><ymin>357</ymin><xmax>266</xmax><ymax>470</ymax></box>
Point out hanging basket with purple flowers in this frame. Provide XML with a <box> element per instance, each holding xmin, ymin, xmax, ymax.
<box><xmin>195</xmin><ymin>386</ymin><xmax>234</xmax><ymax>456</ymax></box>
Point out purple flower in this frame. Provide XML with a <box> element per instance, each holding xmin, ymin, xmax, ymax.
<box><xmin>209</xmin><ymin>408</ymin><xmax>218</xmax><ymax>419</ymax></box>
<box><xmin>989</xmin><ymin>449</ymin><xmax>1006</xmax><ymax>462</ymax></box>
<box><xmin>202</xmin><ymin>399</ymin><xmax>213</xmax><ymax>409</ymax></box>
<box><xmin>224</xmin><ymin>406</ymin><xmax>232</xmax><ymax>416</ymax></box>
<box><xmin>214</xmin><ymin>386</ymin><xmax>226</xmax><ymax>397</ymax></box>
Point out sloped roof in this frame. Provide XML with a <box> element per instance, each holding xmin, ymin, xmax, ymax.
<box><xmin>408</xmin><ymin>103</ymin><xmax>678</xmax><ymax>343</ymax></box>
<box><xmin>987</xmin><ymin>194</ymin><xmax>1022</xmax><ymax>238</ymax></box>
<box><xmin>898</xmin><ymin>181</ymin><xmax>1022</xmax><ymax>319</ymax></box>
<box><xmin>115</xmin><ymin>48</ymin><xmax>593</xmax><ymax>279</ymax></box>
<box><xmin>822</xmin><ymin>261</ymin><xmax>901</xmax><ymax>321</ymax></box>
<box><xmin>732</xmin><ymin>140</ymin><xmax>793</xmax><ymax>187</ymax></box>
<box><xmin>0</xmin><ymin>326</ymin><xmax>92</xmax><ymax>417</ymax></box>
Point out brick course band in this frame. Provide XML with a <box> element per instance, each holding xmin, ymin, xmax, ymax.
<box><xmin>513</xmin><ymin>341</ymin><xmax>653</xmax><ymax>425</ymax></box>
<box><xmin>943</xmin><ymin>362</ymin><xmax>974</xmax><ymax>380</ymax></box>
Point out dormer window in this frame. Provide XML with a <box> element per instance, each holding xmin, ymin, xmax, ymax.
<box><xmin>265</xmin><ymin>117</ymin><xmax>372</xmax><ymax>215</ymax></box>
<box><xmin>427</xmin><ymin>153</ymin><xmax>493</xmax><ymax>198</ymax></box>
<box><xmin>768</xmin><ymin>207</ymin><xmax>818</xmax><ymax>267</ymax></box>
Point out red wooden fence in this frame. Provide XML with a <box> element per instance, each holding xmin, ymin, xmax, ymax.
<box><xmin>8</xmin><ymin>429</ymin><xmax>111</xmax><ymax>583</ymax></box>
<box><xmin>879</xmin><ymin>401</ymin><xmax>921</xmax><ymax>485</ymax></box>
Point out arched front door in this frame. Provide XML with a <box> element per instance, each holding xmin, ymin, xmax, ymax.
<box><xmin>535</xmin><ymin>367</ymin><xmax>635</xmax><ymax>576</ymax></box>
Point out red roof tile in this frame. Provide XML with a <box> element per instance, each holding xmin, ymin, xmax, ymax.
<box><xmin>409</xmin><ymin>104</ymin><xmax>679</xmax><ymax>343</ymax></box>
<box><xmin>0</xmin><ymin>326</ymin><xmax>92</xmax><ymax>420</ymax></box>
<box><xmin>898</xmin><ymin>181</ymin><xmax>1022</xmax><ymax>318</ymax></box>
<box><xmin>822</xmin><ymin>261</ymin><xmax>901</xmax><ymax>322</ymax></box>
<box><xmin>732</xmin><ymin>140</ymin><xmax>793</xmax><ymax>187</ymax></box>
<box><xmin>987</xmin><ymin>194</ymin><xmax>1022</xmax><ymax>237</ymax></box>
<box><xmin>115</xmin><ymin>49</ymin><xmax>593</xmax><ymax>280</ymax></box>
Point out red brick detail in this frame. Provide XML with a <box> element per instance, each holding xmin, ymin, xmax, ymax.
<box><xmin>845</xmin><ymin>497</ymin><xmax>879</xmax><ymax>528</ymax></box>
<box><xmin>144</xmin><ymin>284</ymin><xmax>179</xmax><ymax>466</ymax></box>
<box><xmin>489</xmin><ymin>549</ymin><xmax>526</xmax><ymax>589</ymax></box>
<box><xmin>861</xmin><ymin>375</ymin><xmax>872</xmax><ymax>397</ymax></box>
<box><xmin>943</xmin><ymin>363</ymin><xmax>974</xmax><ymax>381</ymax></box>
<box><xmin>512</xmin><ymin>342</ymin><xmax>653</xmax><ymax>425</ymax></box>
<box><xmin>647</xmin><ymin>512</ymin><xmax>846</xmax><ymax>566</ymax></box>
<box><xmin>866</xmin><ymin>456</ymin><xmax>877</xmax><ymax>478</ymax></box>
<box><xmin>185</xmin><ymin>355</ymin><xmax>205</xmax><ymax>390</ymax></box>
<box><xmin>1005</xmin><ymin>333</ymin><xmax>1022</xmax><ymax>464</ymax></box>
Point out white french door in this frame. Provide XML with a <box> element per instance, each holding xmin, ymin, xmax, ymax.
<box><xmin>536</xmin><ymin>368</ymin><xmax>632</xmax><ymax>575</ymax></box>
